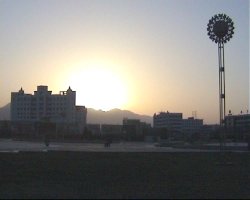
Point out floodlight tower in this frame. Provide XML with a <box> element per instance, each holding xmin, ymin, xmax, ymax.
<box><xmin>207</xmin><ymin>14</ymin><xmax>234</xmax><ymax>149</ymax></box>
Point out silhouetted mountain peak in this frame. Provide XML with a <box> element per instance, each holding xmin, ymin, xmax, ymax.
<box><xmin>86</xmin><ymin>108</ymin><xmax>153</xmax><ymax>125</ymax></box>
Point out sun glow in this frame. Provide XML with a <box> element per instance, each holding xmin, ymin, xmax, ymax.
<box><xmin>67</xmin><ymin>63</ymin><xmax>128</xmax><ymax>111</ymax></box>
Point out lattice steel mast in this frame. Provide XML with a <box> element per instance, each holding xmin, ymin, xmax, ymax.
<box><xmin>207</xmin><ymin>14</ymin><xmax>234</xmax><ymax>149</ymax></box>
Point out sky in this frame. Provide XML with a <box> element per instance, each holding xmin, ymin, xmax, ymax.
<box><xmin>0</xmin><ymin>0</ymin><xmax>249</xmax><ymax>124</ymax></box>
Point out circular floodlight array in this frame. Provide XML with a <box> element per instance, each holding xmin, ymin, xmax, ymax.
<box><xmin>207</xmin><ymin>14</ymin><xmax>234</xmax><ymax>44</ymax></box>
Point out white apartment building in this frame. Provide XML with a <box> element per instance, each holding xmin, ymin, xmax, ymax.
<box><xmin>11</xmin><ymin>86</ymin><xmax>87</xmax><ymax>128</ymax></box>
<box><xmin>153</xmin><ymin>111</ymin><xmax>183</xmax><ymax>134</ymax></box>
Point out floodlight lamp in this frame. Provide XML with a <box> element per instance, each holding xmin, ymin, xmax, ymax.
<box><xmin>207</xmin><ymin>13</ymin><xmax>234</xmax><ymax>44</ymax></box>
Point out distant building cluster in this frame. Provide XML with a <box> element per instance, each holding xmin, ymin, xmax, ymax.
<box><xmin>0</xmin><ymin>85</ymin><xmax>249</xmax><ymax>143</ymax></box>
<box><xmin>153</xmin><ymin>111</ymin><xmax>203</xmax><ymax>137</ymax></box>
<box><xmin>153</xmin><ymin>110</ymin><xmax>250</xmax><ymax>142</ymax></box>
<box><xmin>86</xmin><ymin>118</ymin><xmax>151</xmax><ymax>141</ymax></box>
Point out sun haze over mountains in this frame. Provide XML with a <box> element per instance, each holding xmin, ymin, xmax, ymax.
<box><xmin>1</xmin><ymin>0</ymin><xmax>248</xmax><ymax>124</ymax></box>
<box><xmin>0</xmin><ymin>104</ymin><xmax>152</xmax><ymax>125</ymax></box>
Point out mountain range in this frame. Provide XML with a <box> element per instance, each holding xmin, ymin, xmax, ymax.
<box><xmin>0</xmin><ymin>103</ymin><xmax>153</xmax><ymax>125</ymax></box>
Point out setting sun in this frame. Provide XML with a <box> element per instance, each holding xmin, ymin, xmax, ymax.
<box><xmin>67</xmin><ymin>63</ymin><xmax>128</xmax><ymax>111</ymax></box>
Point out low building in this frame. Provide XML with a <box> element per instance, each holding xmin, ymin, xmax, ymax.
<box><xmin>101</xmin><ymin>124</ymin><xmax>123</xmax><ymax>136</ymax></box>
<box><xmin>182</xmin><ymin>117</ymin><xmax>203</xmax><ymax>135</ymax></box>
<box><xmin>86</xmin><ymin>124</ymin><xmax>101</xmax><ymax>136</ymax></box>
<box><xmin>225</xmin><ymin>112</ymin><xmax>250</xmax><ymax>140</ymax></box>
<box><xmin>123</xmin><ymin>118</ymin><xmax>151</xmax><ymax>140</ymax></box>
<box><xmin>0</xmin><ymin>120</ymin><xmax>11</xmax><ymax>137</ymax></box>
<box><xmin>75</xmin><ymin>106</ymin><xmax>87</xmax><ymax>134</ymax></box>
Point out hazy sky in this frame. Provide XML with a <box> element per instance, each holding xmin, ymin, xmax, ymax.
<box><xmin>0</xmin><ymin>0</ymin><xmax>249</xmax><ymax>124</ymax></box>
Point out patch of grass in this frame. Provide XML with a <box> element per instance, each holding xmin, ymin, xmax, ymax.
<box><xmin>0</xmin><ymin>152</ymin><xmax>249</xmax><ymax>198</ymax></box>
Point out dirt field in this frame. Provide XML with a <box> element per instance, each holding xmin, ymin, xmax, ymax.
<box><xmin>0</xmin><ymin>151</ymin><xmax>249</xmax><ymax>199</ymax></box>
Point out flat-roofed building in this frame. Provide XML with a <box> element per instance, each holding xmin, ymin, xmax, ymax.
<box><xmin>225</xmin><ymin>112</ymin><xmax>250</xmax><ymax>140</ymax></box>
<box><xmin>182</xmin><ymin>117</ymin><xmax>203</xmax><ymax>135</ymax></box>
<box><xmin>123</xmin><ymin>118</ymin><xmax>151</xmax><ymax>140</ymax></box>
<box><xmin>101</xmin><ymin>124</ymin><xmax>123</xmax><ymax>136</ymax></box>
<box><xmin>153</xmin><ymin>111</ymin><xmax>183</xmax><ymax>134</ymax></box>
<box><xmin>87</xmin><ymin>124</ymin><xmax>101</xmax><ymax>136</ymax></box>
